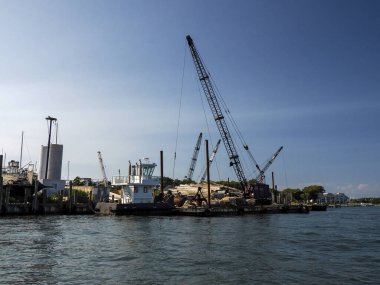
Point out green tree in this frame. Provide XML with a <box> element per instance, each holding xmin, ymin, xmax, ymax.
<box><xmin>72</xmin><ymin>176</ymin><xmax>83</xmax><ymax>186</ymax></box>
<box><xmin>75</xmin><ymin>190</ymin><xmax>90</xmax><ymax>203</ymax></box>
<box><xmin>303</xmin><ymin>185</ymin><xmax>325</xmax><ymax>202</ymax></box>
<box><xmin>281</xmin><ymin>188</ymin><xmax>302</xmax><ymax>202</ymax></box>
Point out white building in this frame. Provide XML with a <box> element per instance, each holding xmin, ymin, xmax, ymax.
<box><xmin>335</xmin><ymin>192</ymin><xmax>350</xmax><ymax>204</ymax></box>
<box><xmin>318</xmin><ymin>192</ymin><xmax>350</xmax><ymax>204</ymax></box>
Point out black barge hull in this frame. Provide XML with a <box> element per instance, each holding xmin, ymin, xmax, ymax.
<box><xmin>95</xmin><ymin>202</ymin><xmax>176</xmax><ymax>216</ymax></box>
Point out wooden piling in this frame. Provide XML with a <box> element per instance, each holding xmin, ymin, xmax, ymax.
<box><xmin>0</xmin><ymin>178</ymin><xmax>2</xmax><ymax>214</ymax></box>
<box><xmin>69</xmin><ymin>181</ymin><xmax>73</xmax><ymax>213</ymax></box>
<box><xmin>5</xmin><ymin>184</ymin><xmax>10</xmax><ymax>214</ymax></box>
<box><xmin>24</xmin><ymin>187</ymin><xmax>28</xmax><ymax>213</ymax></box>
<box><xmin>0</xmin><ymin>155</ymin><xmax>3</xmax><ymax>214</ymax></box>
<box><xmin>205</xmin><ymin>140</ymin><xmax>211</xmax><ymax>206</ymax></box>
<box><xmin>73</xmin><ymin>184</ymin><xmax>76</xmax><ymax>210</ymax></box>
<box><xmin>42</xmin><ymin>188</ymin><xmax>47</xmax><ymax>213</ymax></box>
<box><xmin>32</xmin><ymin>179</ymin><xmax>38</xmax><ymax>213</ymax></box>
<box><xmin>160</xmin><ymin>150</ymin><xmax>164</xmax><ymax>195</ymax></box>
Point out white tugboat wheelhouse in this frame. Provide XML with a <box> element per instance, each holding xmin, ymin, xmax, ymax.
<box><xmin>111</xmin><ymin>158</ymin><xmax>159</xmax><ymax>204</ymax></box>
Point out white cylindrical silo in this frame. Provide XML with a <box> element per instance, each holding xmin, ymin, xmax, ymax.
<box><xmin>38</xmin><ymin>145</ymin><xmax>48</xmax><ymax>180</ymax></box>
<box><xmin>47</xmin><ymin>144</ymin><xmax>63</xmax><ymax>180</ymax></box>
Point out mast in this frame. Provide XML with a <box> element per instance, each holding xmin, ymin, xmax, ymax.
<box><xmin>45</xmin><ymin>116</ymin><xmax>57</xmax><ymax>179</ymax></box>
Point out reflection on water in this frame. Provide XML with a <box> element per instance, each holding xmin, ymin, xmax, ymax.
<box><xmin>1</xmin><ymin>208</ymin><xmax>379</xmax><ymax>284</ymax></box>
<box><xmin>0</xmin><ymin>216</ymin><xmax>62</xmax><ymax>284</ymax></box>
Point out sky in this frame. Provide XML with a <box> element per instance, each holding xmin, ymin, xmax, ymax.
<box><xmin>1</xmin><ymin>0</ymin><xmax>379</xmax><ymax>198</ymax></box>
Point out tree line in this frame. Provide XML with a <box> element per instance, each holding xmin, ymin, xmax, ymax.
<box><xmin>280</xmin><ymin>185</ymin><xmax>325</xmax><ymax>202</ymax></box>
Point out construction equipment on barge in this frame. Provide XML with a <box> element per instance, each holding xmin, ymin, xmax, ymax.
<box><xmin>186</xmin><ymin>35</ymin><xmax>282</xmax><ymax>204</ymax></box>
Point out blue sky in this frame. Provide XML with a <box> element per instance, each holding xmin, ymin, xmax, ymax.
<box><xmin>1</xmin><ymin>0</ymin><xmax>379</xmax><ymax>197</ymax></box>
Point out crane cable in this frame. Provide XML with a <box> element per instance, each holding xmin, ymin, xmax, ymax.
<box><xmin>172</xmin><ymin>45</ymin><xmax>187</xmax><ymax>180</ymax></box>
<box><xmin>196</xmin><ymin>54</ymin><xmax>251</xmax><ymax>181</ymax></box>
<box><xmin>209</xmin><ymin>73</ymin><xmax>259</xmax><ymax>179</ymax></box>
<box><xmin>192</xmin><ymin>51</ymin><xmax>223</xmax><ymax>181</ymax></box>
<box><xmin>193</xmin><ymin>65</ymin><xmax>222</xmax><ymax>182</ymax></box>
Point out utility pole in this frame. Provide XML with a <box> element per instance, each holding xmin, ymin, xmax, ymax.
<box><xmin>67</xmin><ymin>161</ymin><xmax>70</xmax><ymax>181</ymax></box>
<box><xmin>0</xmin><ymin>155</ymin><xmax>3</xmax><ymax>213</ymax></box>
<box><xmin>45</xmin><ymin>116</ymin><xmax>57</xmax><ymax>179</ymax></box>
<box><xmin>160</xmin><ymin>151</ymin><xmax>164</xmax><ymax>195</ymax></box>
<box><xmin>20</xmin><ymin>131</ymin><xmax>24</xmax><ymax>170</ymax></box>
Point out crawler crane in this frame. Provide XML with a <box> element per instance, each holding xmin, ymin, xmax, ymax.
<box><xmin>187</xmin><ymin>35</ymin><xmax>280</xmax><ymax>203</ymax></box>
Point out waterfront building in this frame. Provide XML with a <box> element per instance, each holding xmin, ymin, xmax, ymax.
<box><xmin>318</xmin><ymin>192</ymin><xmax>350</xmax><ymax>204</ymax></box>
<box><xmin>335</xmin><ymin>192</ymin><xmax>350</xmax><ymax>204</ymax></box>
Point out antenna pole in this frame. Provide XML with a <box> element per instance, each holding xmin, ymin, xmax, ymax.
<box><xmin>67</xmin><ymin>161</ymin><xmax>70</xmax><ymax>181</ymax></box>
<box><xmin>45</xmin><ymin>116</ymin><xmax>57</xmax><ymax>179</ymax></box>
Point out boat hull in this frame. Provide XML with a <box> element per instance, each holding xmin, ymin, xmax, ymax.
<box><xmin>95</xmin><ymin>202</ymin><xmax>175</xmax><ymax>215</ymax></box>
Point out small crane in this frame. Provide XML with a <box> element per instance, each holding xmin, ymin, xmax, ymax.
<box><xmin>200</xmin><ymin>139</ymin><xmax>221</xmax><ymax>183</ymax></box>
<box><xmin>97</xmin><ymin>151</ymin><xmax>108</xmax><ymax>187</ymax></box>
<box><xmin>185</xmin><ymin>132</ymin><xmax>203</xmax><ymax>181</ymax></box>
<box><xmin>255</xmin><ymin>146</ymin><xmax>283</xmax><ymax>183</ymax></box>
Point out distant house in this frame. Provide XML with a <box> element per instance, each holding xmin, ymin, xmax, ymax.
<box><xmin>335</xmin><ymin>192</ymin><xmax>350</xmax><ymax>204</ymax></box>
<box><xmin>318</xmin><ymin>192</ymin><xmax>350</xmax><ymax>204</ymax></box>
<box><xmin>319</xmin><ymin>193</ymin><xmax>335</xmax><ymax>204</ymax></box>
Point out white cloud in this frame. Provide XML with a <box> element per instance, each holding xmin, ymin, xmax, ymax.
<box><xmin>336</xmin><ymin>183</ymin><xmax>379</xmax><ymax>198</ymax></box>
<box><xmin>358</xmin><ymin>184</ymin><xmax>369</xmax><ymax>191</ymax></box>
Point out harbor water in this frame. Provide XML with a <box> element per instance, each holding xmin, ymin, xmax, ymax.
<box><xmin>1</xmin><ymin>207</ymin><xmax>379</xmax><ymax>284</ymax></box>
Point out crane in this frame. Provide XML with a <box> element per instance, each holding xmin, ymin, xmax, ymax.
<box><xmin>97</xmin><ymin>151</ymin><xmax>108</xmax><ymax>187</ymax></box>
<box><xmin>186</xmin><ymin>35</ymin><xmax>248</xmax><ymax>192</ymax></box>
<box><xmin>185</xmin><ymin>132</ymin><xmax>203</xmax><ymax>181</ymax></box>
<box><xmin>255</xmin><ymin>146</ymin><xmax>283</xmax><ymax>183</ymax></box>
<box><xmin>200</xmin><ymin>139</ymin><xmax>221</xmax><ymax>183</ymax></box>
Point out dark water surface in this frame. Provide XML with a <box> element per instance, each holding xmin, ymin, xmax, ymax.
<box><xmin>1</xmin><ymin>207</ymin><xmax>379</xmax><ymax>284</ymax></box>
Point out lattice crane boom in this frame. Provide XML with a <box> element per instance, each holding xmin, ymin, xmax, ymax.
<box><xmin>186</xmin><ymin>35</ymin><xmax>248</xmax><ymax>191</ymax></box>
<box><xmin>200</xmin><ymin>139</ymin><xmax>221</xmax><ymax>183</ymax></box>
<box><xmin>97</xmin><ymin>151</ymin><xmax>108</xmax><ymax>186</ymax></box>
<box><xmin>255</xmin><ymin>146</ymin><xmax>283</xmax><ymax>182</ymax></box>
<box><xmin>185</xmin><ymin>132</ymin><xmax>203</xmax><ymax>181</ymax></box>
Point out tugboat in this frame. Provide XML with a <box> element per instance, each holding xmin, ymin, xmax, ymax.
<box><xmin>95</xmin><ymin>158</ymin><xmax>174</xmax><ymax>215</ymax></box>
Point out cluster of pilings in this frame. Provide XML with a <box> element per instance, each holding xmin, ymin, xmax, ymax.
<box><xmin>0</xmin><ymin>155</ymin><xmax>91</xmax><ymax>216</ymax></box>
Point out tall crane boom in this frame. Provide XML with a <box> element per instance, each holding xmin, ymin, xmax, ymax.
<box><xmin>97</xmin><ymin>151</ymin><xmax>108</xmax><ymax>186</ymax></box>
<box><xmin>255</xmin><ymin>146</ymin><xmax>283</xmax><ymax>182</ymax></box>
<box><xmin>186</xmin><ymin>35</ymin><xmax>248</xmax><ymax>191</ymax></box>
<box><xmin>185</xmin><ymin>132</ymin><xmax>203</xmax><ymax>181</ymax></box>
<box><xmin>200</xmin><ymin>139</ymin><xmax>221</xmax><ymax>183</ymax></box>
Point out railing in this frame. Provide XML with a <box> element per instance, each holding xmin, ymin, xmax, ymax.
<box><xmin>112</xmin><ymin>176</ymin><xmax>160</xmax><ymax>185</ymax></box>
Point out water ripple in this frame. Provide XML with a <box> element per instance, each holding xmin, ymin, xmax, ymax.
<box><xmin>1</xmin><ymin>208</ymin><xmax>380</xmax><ymax>284</ymax></box>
